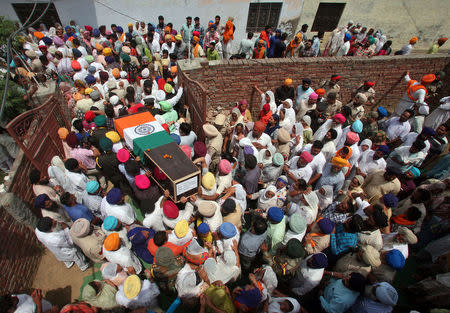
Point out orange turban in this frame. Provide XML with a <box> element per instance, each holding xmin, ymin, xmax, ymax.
<box><xmin>170</xmin><ymin>66</ymin><xmax>177</xmax><ymax>73</ymax></box>
<box><xmin>73</xmin><ymin>93</ymin><xmax>83</xmax><ymax>101</ymax></box>
<box><xmin>57</xmin><ymin>127</ymin><xmax>69</xmax><ymax>140</ymax></box>
<box><xmin>409</xmin><ymin>37</ymin><xmax>418</xmax><ymax>44</ymax></box>
<box><xmin>95</xmin><ymin>43</ymin><xmax>103</xmax><ymax>51</ymax></box>
<box><xmin>421</xmin><ymin>74</ymin><xmax>436</xmax><ymax>85</ymax></box>
<box><xmin>315</xmin><ymin>88</ymin><xmax>326</xmax><ymax>96</ymax></box>
<box><xmin>193</xmin><ymin>36</ymin><xmax>199</xmax><ymax>43</ymax></box>
<box><xmin>438</xmin><ymin>38</ymin><xmax>448</xmax><ymax>45</ymax></box>
<box><xmin>331</xmin><ymin>157</ymin><xmax>348</xmax><ymax>168</ymax></box>
<box><xmin>33</xmin><ymin>32</ymin><xmax>44</xmax><ymax>39</ymax></box>
<box><xmin>284</xmin><ymin>78</ymin><xmax>293</xmax><ymax>86</ymax></box>
<box><xmin>104</xmin><ymin>233</ymin><xmax>120</xmax><ymax>251</ymax></box>
<box><xmin>112</xmin><ymin>68</ymin><xmax>120</xmax><ymax>78</ymax></box>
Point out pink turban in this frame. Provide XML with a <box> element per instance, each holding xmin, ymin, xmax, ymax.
<box><xmin>333</xmin><ymin>113</ymin><xmax>346</xmax><ymax>124</ymax></box>
<box><xmin>181</xmin><ymin>145</ymin><xmax>191</xmax><ymax>159</ymax></box>
<box><xmin>346</xmin><ymin>131</ymin><xmax>360</xmax><ymax>145</ymax></box>
<box><xmin>309</xmin><ymin>92</ymin><xmax>318</xmax><ymax>100</ymax></box>
<box><xmin>135</xmin><ymin>174</ymin><xmax>150</xmax><ymax>189</ymax></box>
<box><xmin>218</xmin><ymin>159</ymin><xmax>232</xmax><ymax>174</ymax></box>
<box><xmin>116</xmin><ymin>148</ymin><xmax>130</xmax><ymax>163</ymax></box>
<box><xmin>300</xmin><ymin>151</ymin><xmax>313</xmax><ymax>163</ymax></box>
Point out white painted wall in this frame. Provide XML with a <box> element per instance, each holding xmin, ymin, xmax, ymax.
<box><xmin>0</xmin><ymin>0</ymin><xmax>304</xmax><ymax>55</ymax></box>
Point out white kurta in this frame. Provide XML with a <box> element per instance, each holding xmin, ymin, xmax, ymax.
<box><xmin>65</xmin><ymin>170</ymin><xmax>90</xmax><ymax>202</ymax></box>
<box><xmin>100</xmin><ymin>198</ymin><xmax>136</xmax><ymax>225</ymax></box>
<box><xmin>395</xmin><ymin>74</ymin><xmax>426</xmax><ymax>115</ymax></box>
<box><xmin>115</xmin><ymin>279</ymin><xmax>160</xmax><ymax>309</ymax></box>
<box><xmin>103</xmin><ymin>245</ymin><xmax>143</xmax><ymax>274</ymax></box>
<box><xmin>35</xmin><ymin>228</ymin><xmax>87</xmax><ymax>269</ymax></box>
<box><xmin>13</xmin><ymin>294</ymin><xmax>53</xmax><ymax>313</ymax></box>
<box><xmin>291</xmin><ymin>255</ymin><xmax>325</xmax><ymax>296</ymax></box>
<box><xmin>358</xmin><ymin>150</ymin><xmax>386</xmax><ymax>175</ymax></box>
<box><xmin>384</xmin><ymin>117</ymin><xmax>411</xmax><ymax>141</ymax></box>
<box><xmin>424</xmin><ymin>96</ymin><xmax>450</xmax><ymax>129</ymax></box>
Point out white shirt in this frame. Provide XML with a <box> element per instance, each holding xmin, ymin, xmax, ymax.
<box><xmin>291</xmin><ymin>255</ymin><xmax>325</xmax><ymax>296</ymax></box>
<box><xmin>116</xmin><ymin>279</ymin><xmax>160</xmax><ymax>309</ymax></box>
<box><xmin>381</xmin><ymin>233</ymin><xmax>409</xmax><ymax>259</ymax></box>
<box><xmin>142</xmin><ymin>196</ymin><xmax>166</xmax><ymax>231</ymax></box>
<box><xmin>358</xmin><ymin>150</ymin><xmax>386</xmax><ymax>175</ymax></box>
<box><xmin>103</xmin><ymin>245</ymin><xmax>142</xmax><ymax>274</ymax></box>
<box><xmin>65</xmin><ymin>170</ymin><xmax>90</xmax><ymax>202</ymax></box>
<box><xmin>35</xmin><ymin>228</ymin><xmax>79</xmax><ymax>262</ymax></box>
<box><xmin>100</xmin><ymin>197</ymin><xmax>136</xmax><ymax>225</ymax></box>
<box><xmin>385</xmin><ymin>117</ymin><xmax>411</xmax><ymax>141</ymax></box>
<box><xmin>401</xmin><ymin>133</ymin><xmax>431</xmax><ymax>154</ymax></box>
<box><xmin>302</xmin><ymin>144</ymin><xmax>326</xmax><ymax>175</ymax></box>
<box><xmin>386</xmin><ymin>145</ymin><xmax>425</xmax><ymax>173</ymax></box>
<box><xmin>247</xmin><ymin>132</ymin><xmax>273</xmax><ymax>150</ymax></box>
<box><xmin>14</xmin><ymin>294</ymin><xmax>52</xmax><ymax>313</ymax></box>
<box><xmin>161</xmin><ymin>43</ymin><xmax>175</xmax><ymax>54</ymax></box>
<box><xmin>336</xmin><ymin>41</ymin><xmax>350</xmax><ymax>56</ymax></box>
<box><xmin>348</xmin><ymin>142</ymin><xmax>361</xmax><ymax>168</ymax></box>
<box><xmin>286</xmin><ymin>156</ymin><xmax>313</xmax><ymax>183</ymax></box>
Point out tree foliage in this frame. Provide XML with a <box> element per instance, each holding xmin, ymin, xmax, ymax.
<box><xmin>0</xmin><ymin>76</ymin><xmax>28</xmax><ymax>121</ymax></box>
<box><xmin>0</xmin><ymin>16</ymin><xmax>19</xmax><ymax>46</ymax></box>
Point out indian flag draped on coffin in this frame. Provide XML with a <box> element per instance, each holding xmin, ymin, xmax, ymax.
<box><xmin>114</xmin><ymin>112</ymin><xmax>173</xmax><ymax>162</ymax></box>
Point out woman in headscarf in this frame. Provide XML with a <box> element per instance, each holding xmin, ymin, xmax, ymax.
<box><xmin>376</xmin><ymin>40</ymin><xmax>392</xmax><ymax>56</ymax></box>
<box><xmin>278</xmin><ymin>109</ymin><xmax>292</xmax><ymax>132</ymax></box>
<box><xmin>254</xmin><ymin>86</ymin><xmax>277</xmax><ymax>114</ymax></box>
<box><xmin>203</xmin><ymin>248</ymin><xmax>241</xmax><ymax>284</ymax></box>
<box><xmin>289</xmin><ymin>122</ymin><xmax>304</xmax><ymax>155</ymax></box>
<box><xmin>249</xmin><ymin>185</ymin><xmax>278</xmax><ymax>213</ymax></box>
<box><xmin>264</xmin><ymin>114</ymin><xmax>280</xmax><ymax>144</ymax></box>
<box><xmin>235</xmin><ymin>99</ymin><xmax>252</xmax><ymax>122</ymax></box>
<box><xmin>375</xmin><ymin>35</ymin><xmax>387</xmax><ymax>54</ymax></box>
<box><xmin>277</xmin><ymin>99</ymin><xmax>296</xmax><ymax>126</ymax></box>
<box><xmin>268</xmin><ymin>297</ymin><xmax>301</xmax><ymax>313</ymax></box>
<box><xmin>259</xmin><ymin>103</ymin><xmax>273</xmax><ymax>126</ymax></box>
<box><xmin>315</xmin><ymin>185</ymin><xmax>334</xmax><ymax>210</ymax></box>
<box><xmin>297</xmin><ymin>192</ymin><xmax>320</xmax><ymax>225</ymax></box>
<box><xmin>223</xmin><ymin>108</ymin><xmax>244</xmax><ymax>152</ymax></box>
<box><xmin>175</xmin><ymin>263</ymin><xmax>207</xmax><ymax>302</ymax></box>
<box><xmin>201</xmin><ymin>281</ymin><xmax>236</xmax><ymax>313</ymax></box>
<box><xmin>301</xmin><ymin>115</ymin><xmax>313</xmax><ymax>144</ymax></box>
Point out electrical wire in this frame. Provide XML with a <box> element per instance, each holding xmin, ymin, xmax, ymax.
<box><xmin>0</xmin><ymin>1</ymin><xmax>52</xmax><ymax>121</ymax></box>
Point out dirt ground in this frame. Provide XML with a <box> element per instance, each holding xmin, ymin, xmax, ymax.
<box><xmin>31</xmin><ymin>250</ymin><xmax>90</xmax><ymax>307</ymax></box>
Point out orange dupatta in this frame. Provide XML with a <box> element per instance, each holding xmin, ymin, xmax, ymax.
<box><xmin>254</xmin><ymin>46</ymin><xmax>266</xmax><ymax>59</ymax></box>
<box><xmin>407</xmin><ymin>80</ymin><xmax>427</xmax><ymax>101</ymax></box>
<box><xmin>391</xmin><ymin>214</ymin><xmax>415</xmax><ymax>225</ymax></box>
<box><xmin>286</xmin><ymin>33</ymin><xmax>302</xmax><ymax>56</ymax></box>
<box><xmin>193</xmin><ymin>44</ymin><xmax>200</xmax><ymax>57</ymax></box>
<box><xmin>223</xmin><ymin>20</ymin><xmax>234</xmax><ymax>43</ymax></box>
<box><xmin>306</xmin><ymin>217</ymin><xmax>327</xmax><ymax>247</ymax></box>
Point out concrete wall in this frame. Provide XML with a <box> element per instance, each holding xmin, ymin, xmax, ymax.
<box><xmin>1</xmin><ymin>0</ymin><xmax>98</xmax><ymax>30</ymax></box>
<box><xmin>179</xmin><ymin>54</ymin><xmax>450</xmax><ymax>121</ymax></box>
<box><xmin>297</xmin><ymin>0</ymin><xmax>450</xmax><ymax>51</ymax></box>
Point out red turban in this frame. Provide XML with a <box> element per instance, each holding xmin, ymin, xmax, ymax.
<box><xmin>364</xmin><ymin>80</ymin><xmax>375</xmax><ymax>87</ymax></box>
<box><xmin>84</xmin><ymin>111</ymin><xmax>95</xmax><ymax>122</ymax></box>
<box><xmin>253</xmin><ymin>121</ymin><xmax>265</xmax><ymax>132</ymax></box>
<box><xmin>71</xmin><ymin>60</ymin><xmax>81</xmax><ymax>71</ymax></box>
<box><xmin>84</xmin><ymin>25</ymin><xmax>93</xmax><ymax>32</ymax></box>
<box><xmin>331</xmin><ymin>75</ymin><xmax>341</xmax><ymax>81</ymax></box>
<box><xmin>163</xmin><ymin>200</ymin><xmax>179</xmax><ymax>219</ymax></box>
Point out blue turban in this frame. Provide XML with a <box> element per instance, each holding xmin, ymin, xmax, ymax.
<box><xmin>318</xmin><ymin>218</ymin><xmax>335</xmax><ymax>234</ymax></box>
<box><xmin>103</xmin><ymin>216</ymin><xmax>118</xmax><ymax>230</ymax></box>
<box><xmin>92</xmin><ymin>28</ymin><xmax>100</xmax><ymax>37</ymax></box>
<box><xmin>86</xmin><ymin>180</ymin><xmax>99</xmax><ymax>194</ymax></box>
<box><xmin>106</xmin><ymin>188</ymin><xmax>122</xmax><ymax>204</ymax></box>
<box><xmin>116</xmin><ymin>26</ymin><xmax>123</xmax><ymax>33</ymax></box>
<box><xmin>268</xmin><ymin>207</ymin><xmax>284</xmax><ymax>223</ymax></box>
<box><xmin>375</xmin><ymin>282</ymin><xmax>398</xmax><ymax>306</ymax></box>
<box><xmin>311</xmin><ymin>253</ymin><xmax>328</xmax><ymax>268</ymax></box>
<box><xmin>105</xmin><ymin>56</ymin><xmax>114</xmax><ymax>63</ymax></box>
<box><xmin>170</xmin><ymin>133</ymin><xmax>181</xmax><ymax>145</ymax></box>
<box><xmin>35</xmin><ymin>194</ymin><xmax>50</xmax><ymax>208</ymax></box>
<box><xmin>421</xmin><ymin>127</ymin><xmax>436</xmax><ymax>136</ymax></box>
<box><xmin>219</xmin><ymin>222</ymin><xmax>237</xmax><ymax>238</ymax></box>
<box><xmin>42</xmin><ymin>36</ymin><xmax>53</xmax><ymax>45</ymax></box>
<box><xmin>382</xmin><ymin>193</ymin><xmax>398</xmax><ymax>208</ymax></box>
<box><xmin>65</xmin><ymin>26</ymin><xmax>72</xmax><ymax>32</ymax></box>
<box><xmin>377</xmin><ymin>145</ymin><xmax>390</xmax><ymax>155</ymax></box>
<box><xmin>85</xmin><ymin>75</ymin><xmax>96</xmax><ymax>84</ymax></box>
<box><xmin>344</xmin><ymin>33</ymin><xmax>352</xmax><ymax>41</ymax></box>
<box><xmin>243</xmin><ymin>145</ymin><xmax>254</xmax><ymax>155</ymax></box>
<box><xmin>409</xmin><ymin>166</ymin><xmax>420</xmax><ymax>178</ymax></box>
<box><xmin>385</xmin><ymin>249</ymin><xmax>405</xmax><ymax>270</ymax></box>
<box><xmin>72</xmin><ymin>48</ymin><xmax>82</xmax><ymax>58</ymax></box>
<box><xmin>235</xmin><ymin>288</ymin><xmax>262</xmax><ymax>309</ymax></box>
<box><xmin>377</xmin><ymin>106</ymin><xmax>388</xmax><ymax>117</ymax></box>
<box><xmin>197</xmin><ymin>222</ymin><xmax>210</xmax><ymax>234</ymax></box>
<box><xmin>352</xmin><ymin>120</ymin><xmax>363</xmax><ymax>133</ymax></box>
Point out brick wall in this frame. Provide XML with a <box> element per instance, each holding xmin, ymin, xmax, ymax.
<box><xmin>179</xmin><ymin>54</ymin><xmax>450</xmax><ymax>122</ymax></box>
<box><xmin>0</xmin><ymin>205</ymin><xmax>42</xmax><ymax>294</ymax></box>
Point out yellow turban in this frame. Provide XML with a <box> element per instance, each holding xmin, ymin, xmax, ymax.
<box><xmin>193</xmin><ymin>36</ymin><xmax>199</xmax><ymax>43</ymax></box>
<box><xmin>174</xmin><ymin>34</ymin><xmax>182</xmax><ymax>41</ymax></box>
<box><xmin>124</xmin><ymin>275</ymin><xmax>141</xmax><ymax>299</ymax></box>
<box><xmin>174</xmin><ymin>220</ymin><xmax>189</xmax><ymax>238</ymax></box>
<box><xmin>202</xmin><ymin>172</ymin><xmax>216</xmax><ymax>190</ymax></box>
<box><xmin>105</xmin><ymin>131</ymin><xmax>121</xmax><ymax>143</ymax></box>
<box><xmin>104</xmin><ymin>233</ymin><xmax>120</xmax><ymax>251</ymax></box>
<box><xmin>409</xmin><ymin>37</ymin><xmax>418</xmax><ymax>44</ymax></box>
<box><xmin>284</xmin><ymin>78</ymin><xmax>293</xmax><ymax>86</ymax></box>
<box><xmin>84</xmin><ymin>88</ymin><xmax>93</xmax><ymax>95</ymax></box>
<box><xmin>331</xmin><ymin>157</ymin><xmax>348</xmax><ymax>168</ymax></box>
<box><xmin>103</xmin><ymin>47</ymin><xmax>112</xmax><ymax>56</ymax></box>
<box><xmin>128</xmin><ymin>23</ymin><xmax>133</xmax><ymax>27</ymax></box>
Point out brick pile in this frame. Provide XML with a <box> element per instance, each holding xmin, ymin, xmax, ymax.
<box><xmin>0</xmin><ymin>205</ymin><xmax>42</xmax><ymax>294</ymax></box>
<box><xmin>180</xmin><ymin>54</ymin><xmax>449</xmax><ymax>122</ymax></box>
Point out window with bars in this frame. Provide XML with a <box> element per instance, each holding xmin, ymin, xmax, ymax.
<box><xmin>12</xmin><ymin>3</ymin><xmax>61</xmax><ymax>29</ymax></box>
<box><xmin>311</xmin><ymin>2</ymin><xmax>346</xmax><ymax>32</ymax></box>
<box><xmin>246</xmin><ymin>2</ymin><xmax>283</xmax><ymax>33</ymax></box>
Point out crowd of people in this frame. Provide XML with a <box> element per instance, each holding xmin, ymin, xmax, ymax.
<box><xmin>1</xmin><ymin>17</ymin><xmax>449</xmax><ymax>313</ymax></box>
